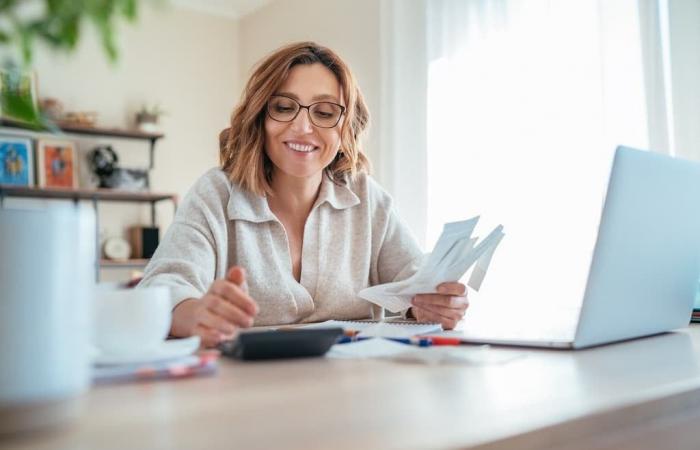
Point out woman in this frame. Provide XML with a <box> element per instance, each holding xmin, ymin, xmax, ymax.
<box><xmin>139</xmin><ymin>42</ymin><xmax>469</xmax><ymax>348</ymax></box>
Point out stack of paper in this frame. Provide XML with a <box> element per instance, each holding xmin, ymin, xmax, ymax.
<box><xmin>691</xmin><ymin>289</ymin><xmax>700</xmax><ymax>323</ymax></box>
<box><xmin>691</xmin><ymin>310</ymin><xmax>700</xmax><ymax>323</ymax></box>
<box><xmin>358</xmin><ymin>216</ymin><xmax>504</xmax><ymax>313</ymax></box>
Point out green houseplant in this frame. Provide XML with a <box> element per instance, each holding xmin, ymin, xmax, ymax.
<box><xmin>0</xmin><ymin>0</ymin><xmax>142</xmax><ymax>127</ymax></box>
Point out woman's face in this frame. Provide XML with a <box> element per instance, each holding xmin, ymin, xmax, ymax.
<box><xmin>264</xmin><ymin>63</ymin><xmax>344</xmax><ymax>182</ymax></box>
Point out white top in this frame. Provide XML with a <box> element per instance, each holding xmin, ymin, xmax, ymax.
<box><xmin>139</xmin><ymin>168</ymin><xmax>423</xmax><ymax>325</ymax></box>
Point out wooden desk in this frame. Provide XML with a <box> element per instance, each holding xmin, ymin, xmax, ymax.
<box><xmin>5</xmin><ymin>327</ymin><xmax>700</xmax><ymax>450</ymax></box>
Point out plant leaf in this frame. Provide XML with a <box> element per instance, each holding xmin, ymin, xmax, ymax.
<box><xmin>119</xmin><ymin>0</ymin><xmax>137</xmax><ymax>21</ymax></box>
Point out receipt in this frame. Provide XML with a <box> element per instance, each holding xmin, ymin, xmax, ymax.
<box><xmin>358</xmin><ymin>216</ymin><xmax>504</xmax><ymax>313</ymax></box>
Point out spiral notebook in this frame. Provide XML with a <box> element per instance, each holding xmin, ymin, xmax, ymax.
<box><xmin>300</xmin><ymin>320</ymin><xmax>443</xmax><ymax>338</ymax></box>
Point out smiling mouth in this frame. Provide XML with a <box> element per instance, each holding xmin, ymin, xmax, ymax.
<box><xmin>285</xmin><ymin>142</ymin><xmax>318</xmax><ymax>153</ymax></box>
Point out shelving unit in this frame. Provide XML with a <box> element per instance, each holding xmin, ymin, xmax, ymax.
<box><xmin>0</xmin><ymin>119</ymin><xmax>164</xmax><ymax>168</ymax></box>
<box><xmin>0</xmin><ymin>121</ymin><xmax>176</xmax><ymax>281</ymax></box>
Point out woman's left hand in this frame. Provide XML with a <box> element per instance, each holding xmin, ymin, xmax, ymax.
<box><xmin>410</xmin><ymin>282</ymin><xmax>468</xmax><ymax>330</ymax></box>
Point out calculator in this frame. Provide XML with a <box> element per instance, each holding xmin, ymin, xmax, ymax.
<box><xmin>218</xmin><ymin>328</ymin><xmax>344</xmax><ymax>361</ymax></box>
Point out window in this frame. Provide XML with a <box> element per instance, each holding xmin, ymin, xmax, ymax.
<box><xmin>426</xmin><ymin>0</ymin><xmax>656</xmax><ymax>307</ymax></box>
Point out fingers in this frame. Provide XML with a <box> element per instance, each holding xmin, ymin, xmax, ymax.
<box><xmin>413</xmin><ymin>293</ymin><xmax>468</xmax><ymax>310</ymax></box>
<box><xmin>412</xmin><ymin>301</ymin><xmax>467</xmax><ymax>321</ymax></box>
<box><xmin>411</xmin><ymin>306</ymin><xmax>461</xmax><ymax>330</ymax></box>
<box><xmin>209</xmin><ymin>279</ymin><xmax>259</xmax><ymax>316</ymax></box>
<box><xmin>411</xmin><ymin>293</ymin><xmax>469</xmax><ymax>330</ymax></box>
<box><xmin>208</xmin><ymin>297</ymin><xmax>255</xmax><ymax>328</ymax></box>
<box><xmin>196</xmin><ymin>307</ymin><xmax>237</xmax><ymax>335</ymax></box>
<box><xmin>193</xmin><ymin>323</ymin><xmax>236</xmax><ymax>348</ymax></box>
<box><xmin>227</xmin><ymin>266</ymin><xmax>248</xmax><ymax>293</ymax></box>
<box><xmin>436</xmin><ymin>281</ymin><xmax>467</xmax><ymax>296</ymax></box>
<box><xmin>193</xmin><ymin>267</ymin><xmax>259</xmax><ymax>348</ymax></box>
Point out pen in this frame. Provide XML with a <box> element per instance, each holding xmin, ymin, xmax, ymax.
<box><xmin>420</xmin><ymin>336</ymin><xmax>464</xmax><ymax>346</ymax></box>
<box><xmin>336</xmin><ymin>336</ymin><xmax>433</xmax><ymax>347</ymax></box>
<box><xmin>336</xmin><ymin>335</ymin><xmax>372</xmax><ymax>344</ymax></box>
<box><xmin>384</xmin><ymin>337</ymin><xmax>432</xmax><ymax>347</ymax></box>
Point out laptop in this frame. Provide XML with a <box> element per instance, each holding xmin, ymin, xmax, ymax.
<box><xmin>451</xmin><ymin>146</ymin><xmax>700</xmax><ymax>349</ymax></box>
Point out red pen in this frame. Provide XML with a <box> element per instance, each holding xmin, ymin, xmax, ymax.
<box><xmin>423</xmin><ymin>336</ymin><xmax>463</xmax><ymax>346</ymax></box>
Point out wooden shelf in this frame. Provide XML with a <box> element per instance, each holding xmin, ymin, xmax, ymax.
<box><xmin>100</xmin><ymin>259</ymin><xmax>149</xmax><ymax>268</ymax></box>
<box><xmin>0</xmin><ymin>119</ymin><xmax>164</xmax><ymax>142</ymax></box>
<box><xmin>0</xmin><ymin>185</ymin><xmax>178</xmax><ymax>203</ymax></box>
<box><xmin>56</xmin><ymin>123</ymin><xmax>164</xmax><ymax>142</ymax></box>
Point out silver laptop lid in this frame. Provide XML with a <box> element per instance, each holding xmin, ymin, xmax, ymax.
<box><xmin>574</xmin><ymin>146</ymin><xmax>700</xmax><ymax>348</ymax></box>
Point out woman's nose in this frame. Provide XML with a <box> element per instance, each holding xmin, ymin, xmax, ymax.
<box><xmin>290</xmin><ymin>107</ymin><xmax>314</xmax><ymax>133</ymax></box>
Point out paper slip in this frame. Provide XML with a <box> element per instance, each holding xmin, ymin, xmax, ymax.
<box><xmin>326</xmin><ymin>339</ymin><xmax>526</xmax><ymax>366</ymax></box>
<box><xmin>326</xmin><ymin>338</ymin><xmax>411</xmax><ymax>359</ymax></box>
<box><xmin>358</xmin><ymin>216</ymin><xmax>504</xmax><ymax>313</ymax></box>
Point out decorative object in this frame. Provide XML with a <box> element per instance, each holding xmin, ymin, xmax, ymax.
<box><xmin>103</xmin><ymin>236</ymin><xmax>131</xmax><ymax>261</ymax></box>
<box><xmin>0</xmin><ymin>136</ymin><xmax>33</xmax><ymax>186</ymax></box>
<box><xmin>135</xmin><ymin>104</ymin><xmax>165</xmax><ymax>133</ymax></box>
<box><xmin>39</xmin><ymin>98</ymin><xmax>64</xmax><ymax>121</ymax></box>
<box><xmin>0</xmin><ymin>69</ymin><xmax>39</xmax><ymax>126</ymax></box>
<box><xmin>60</xmin><ymin>111</ymin><xmax>98</xmax><ymax>128</ymax></box>
<box><xmin>87</xmin><ymin>145</ymin><xmax>149</xmax><ymax>191</ymax></box>
<box><xmin>87</xmin><ymin>144</ymin><xmax>118</xmax><ymax>186</ymax></box>
<box><xmin>130</xmin><ymin>226</ymin><xmax>159</xmax><ymax>258</ymax></box>
<box><xmin>37</xmin><ymin>139</ymin><xmax>77</xmax><ymax>188</ymax></box>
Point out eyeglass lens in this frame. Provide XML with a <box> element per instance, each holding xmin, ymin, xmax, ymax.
<box><xmin>268</xmin><ymin>96</ymin><xmax>343</xmax><ymax>128</ymax></box>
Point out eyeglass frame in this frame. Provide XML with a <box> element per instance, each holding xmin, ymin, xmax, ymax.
<box><xmin>266</xmin><ymin>94</ymin><xmax>346</xmax><ymax>128</ymax></box>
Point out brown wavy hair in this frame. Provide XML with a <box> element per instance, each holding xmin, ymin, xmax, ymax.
<box><xmin>219</xmin><ymin>41</ymin><xmax>371</xmax><ymax>196</ymax></box>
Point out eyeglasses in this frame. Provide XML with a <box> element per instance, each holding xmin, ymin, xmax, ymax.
<box><xmin>267</xmin><ymin>95</ymin><xmax>345</xmax><ymax>128</ymax></box>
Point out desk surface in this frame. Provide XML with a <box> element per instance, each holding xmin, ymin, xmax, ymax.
<box><xmin>6</xmin><ymin>326</ymin><xmax>700</xmax><ymax>450</ymax></box>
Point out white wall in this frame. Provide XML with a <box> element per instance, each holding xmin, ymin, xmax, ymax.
<box><xmin>12</xmin><ymin>4</ymin><xmax>240</xmax><ymax>280</ymax></box>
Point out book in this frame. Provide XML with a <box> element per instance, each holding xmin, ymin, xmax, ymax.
<box><xmin>92</xmin><ymin>353</ymin><xmax>217</xmax><ymax>384</ymax></box>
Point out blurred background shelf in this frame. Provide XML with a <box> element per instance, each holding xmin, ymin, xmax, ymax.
<box><xmin>0</xmin><ymin>119</ymin><xmax>164</xmax><ymax>168</ymax></box>
<box><xmin>0</xmin><ymin>185</ymin><xmax>177</xmax><ymax>203</ymax></box>
<box><xmin>0</xmin><ymin>119</ymin><xmax>173</xmax><ymax>284</ymax></box>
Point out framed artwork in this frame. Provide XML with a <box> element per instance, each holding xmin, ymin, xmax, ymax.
<box><xmin>0</xmin><ymin>136</ymin><xmax>33</xmax><ymax>186</ymax></box>
<box><xmin>0</xmin><ymin>70</ymin><xmax>39</xmax><ymax>125</ymax></box>
<box><xmin>37</xmin><ymin>139</ymin><xmax>77</xmax><ymax>188</ymax></box>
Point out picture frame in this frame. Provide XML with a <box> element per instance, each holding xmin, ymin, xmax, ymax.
<box><xmin>0</xmin><ymin>136</ymin><xmax>33</xmax><ymax>186</ymax></box>
<box><xmin>36</xmin><ymin>139</ymin><xmax>77</xmax><ymax>188</ymax></box>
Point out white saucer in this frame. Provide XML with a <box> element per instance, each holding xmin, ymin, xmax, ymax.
<box><xmin>92</xmin><ymin>336</ymin><xmax>201</xmax><ymax>366</ymax></box>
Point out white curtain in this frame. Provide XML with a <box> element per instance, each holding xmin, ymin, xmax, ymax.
<box><xmin>425</xmin><ymin>0</ymin><xmax>667</xmax><ymax>308</ymax></box>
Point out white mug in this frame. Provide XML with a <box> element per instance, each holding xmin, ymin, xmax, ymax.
<box><xmin>0</xmin><ymin>205</ymin><xmax>95</xmax><ymax>434</ymax></box>
<box><xmin>93</xmin><ymin>285</ymin><xmax>171</xmax><ymax>356</ymax></box>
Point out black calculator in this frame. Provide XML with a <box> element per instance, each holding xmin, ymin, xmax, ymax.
<box><xmin>218</xmin><ymin>328</ymin><xmax>344</xmax><ymax>361</ymax></box>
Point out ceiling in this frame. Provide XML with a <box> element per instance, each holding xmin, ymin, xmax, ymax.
<box><xmin>171</xmin><ymin>0</ymin><xmax>273</xmax><ymax>19</ymax></box>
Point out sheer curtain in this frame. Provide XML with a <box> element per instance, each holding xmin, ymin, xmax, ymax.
<box><xmin>425</xmin><ymin>0</ymin><xmax>666</xmax><ymax>308</ymax></box>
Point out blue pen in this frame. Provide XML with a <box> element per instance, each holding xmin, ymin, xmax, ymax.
<box><xmin>336</xmin><ymin>335</ymin><xmax>372</xmax><ymax>344</ymax></box>
<box><xmin>385</xmin><ymin>337</ymin><xmax>432</xmax><ymax>347</ymax></box>
<box><xmin>336</xmin><ymin>336</ymin><xmax>432</xmax><ymax>347</ymax></box>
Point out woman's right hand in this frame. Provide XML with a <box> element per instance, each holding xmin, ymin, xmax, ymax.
<box><xmin>171</xmin><ymin>266</ymin><xmax>259</xmax><ymax>348</ymax></box>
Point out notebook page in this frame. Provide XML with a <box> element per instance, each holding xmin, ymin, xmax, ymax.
<box><xmin>299</xmin><ymin>320</ymin><xmax>442</xmax><ymax>338</ymax></box>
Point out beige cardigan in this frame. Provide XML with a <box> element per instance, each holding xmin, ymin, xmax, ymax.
<box><xmin>139</xmin><ymin>168</ymin><xmax>423</xmax><ymax>326</ymax></box>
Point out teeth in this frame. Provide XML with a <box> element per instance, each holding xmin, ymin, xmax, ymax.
<box><xmin>287</xmin><ymin>142</ymin><xmax>316</xmax><ymax>152</ymax></box>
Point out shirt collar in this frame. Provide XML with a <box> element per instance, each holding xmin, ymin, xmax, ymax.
<box><xmin>314</xmin><ymin>172</ymin><xmax>361</xmax><ymax>211</ymax></box>
<box><xmin>227</xmin><ymin>172</ymin><xmax>360</xmax><ymax>223</ymax></box>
